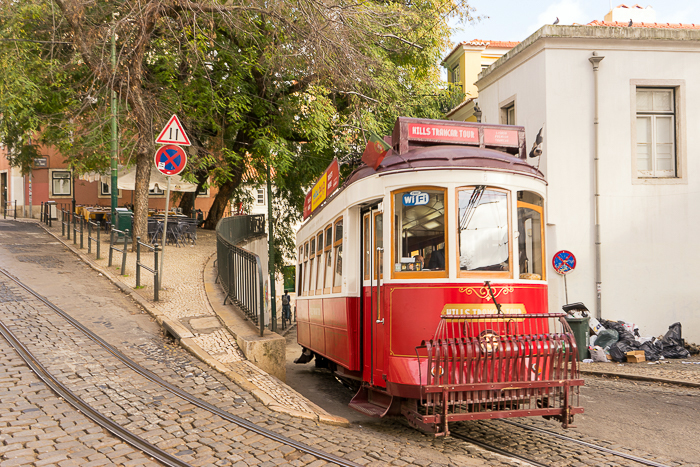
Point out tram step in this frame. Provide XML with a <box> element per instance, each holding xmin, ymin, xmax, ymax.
<box><xmin>349</xmin><ymin>387</ymin><xmax>393</xmax><ymax>418</ymax></box>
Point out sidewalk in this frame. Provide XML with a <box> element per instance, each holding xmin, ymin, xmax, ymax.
<box><xmin>33</xmin><ymin>217</ymin><xmax>347</xmax><ymax>427</ymax></box>
<box><xmin>28</xmin><ymin>217</ymin><xmax>700</xmax><ymax>422</ymax></box>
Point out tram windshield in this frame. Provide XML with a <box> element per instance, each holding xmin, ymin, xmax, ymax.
<box><xmin>458</xmin><ymin>187</ymin><xmax>510</xmax><ymax>273</ymax></box>
<box><xmin>394</xmin><ymin>189</ymin><xmax>445</xmax><ymax>272</ymax></box>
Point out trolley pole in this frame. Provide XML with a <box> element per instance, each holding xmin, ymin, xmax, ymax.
<box><xmin>158</xmin><ymin>176</ymin><xmax>172</xmax><ymax>289</ymax></box>
<box><xmin>110</xmin><ymin>17</ymin><xmax>118</xmax><ymax>221</ymax></box>
<box><xmin>267</xmin><ymin>162</ymin><xmax>276</xmax><ymax>333</ymax></box>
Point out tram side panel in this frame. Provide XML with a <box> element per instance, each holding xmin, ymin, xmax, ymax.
<box><xmin>296</xmin><ymin>297</ymin><xmax>362</xmax><ymax>371</ymax></box>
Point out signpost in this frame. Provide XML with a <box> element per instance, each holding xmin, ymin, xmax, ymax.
<box><xmin>154</xmin><ymin>117</ymin><xmax>190</xmax><ymax>288</ymax></box>
<box><xmin>552</xmin><ymin>250</ymin><xmax>576</xmax><ymax>303</ymax></box>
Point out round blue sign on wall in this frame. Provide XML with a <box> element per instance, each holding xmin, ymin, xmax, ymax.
<box><xmin>552</xmin><ymin>250</ymin><xmax>576</xmax><ymax>275</ymax></box>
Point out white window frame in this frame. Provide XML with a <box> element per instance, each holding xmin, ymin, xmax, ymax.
<box><xmin>499</xmin><ymin>95</ymin><xmax>516</xmax><ymax>125</ymax></box>
<box><xmin>630</xmin><ymin>80</ymin><xmax>686</xmax><ymax>185</ymax></box>
<box><xmin>49</xmin><ymin>169</ymin><xmax>72</xmax><ymax>197</ymax></box>
<box><xmin>256</xmin><ymin>188</ymin><xmax>265</xmax><ymax>205</ymax></box>
<box><xmin>149</xmin><ymin>185</ymin><xmax>166</xmax><ymax>197</ymax></box>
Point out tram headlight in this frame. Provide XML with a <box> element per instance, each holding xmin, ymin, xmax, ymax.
<box><xmin>479</xmin><ymin>329</ymin><xmax>500</xmax><ymax>354</ymax></box>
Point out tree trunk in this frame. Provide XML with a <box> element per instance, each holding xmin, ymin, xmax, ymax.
<box><xmin>202</xmin><ymin>177</ymin><xmax>239</xmax><ymax>229</ymax></box>
<box><xmin>132</xmin><ymin>151</ymin><xmax>151</xmax><ymax>249</ymax></box>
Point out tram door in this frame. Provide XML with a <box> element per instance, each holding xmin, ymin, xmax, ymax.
<box><xmin>361</xmin><ymin>205</ymin><xmax>385</xmax><ymax>387</ymax></box>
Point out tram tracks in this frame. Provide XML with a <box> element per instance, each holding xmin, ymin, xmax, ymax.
<box><xmin>452</xmin><ymin>419</ymin><xmax>675</xmax><ymax>467</ymax></box>
<box><xmin>0</xmin><ymin>268</ymin><xmax>362</xmax><ymax>467</ymax></box>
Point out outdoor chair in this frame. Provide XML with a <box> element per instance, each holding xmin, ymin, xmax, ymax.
<box><xmin>165</xmin><ymin>222</ymin><xmax>185</xmax><ymax>247</ymax></box>
<box><xmin>147</xmin><ymin>220</ymin><xmax>162</xmax><ymax>244</ymax></box>
<box><xmin>178</xmin><ymin>219</ymin><xmax>197</xmax><ymax>245</ymax></box>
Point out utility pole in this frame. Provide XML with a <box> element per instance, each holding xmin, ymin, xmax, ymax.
<box><xmin>110</xmin><ymin>15</ymin><xmax>118</xmax><ymax>221</ymax></box>
<box><xmin>267</xmin><ymin>162</ymin><xmax>276</xmax><ymax>332</ymax></box>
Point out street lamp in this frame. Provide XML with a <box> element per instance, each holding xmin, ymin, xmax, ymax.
<box><xmin>473</xmin><ymin>103</ymin><xmax>482</xmax><ymax>123</ymax></box>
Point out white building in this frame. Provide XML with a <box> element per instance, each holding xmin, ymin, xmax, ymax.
<box><xmin>472</xmin><ymin>21</ymin><xmax>700</xmax><ymax>342</ymax></box>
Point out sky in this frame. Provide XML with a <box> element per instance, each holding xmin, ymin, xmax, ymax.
<box><xmin>450</xmin><ymin>0</ymin><xmax>700</xmax><ymax>44</ymax></box>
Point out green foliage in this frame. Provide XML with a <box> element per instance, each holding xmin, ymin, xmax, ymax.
<box><xmin>0</xmin><ymin>0</ymin><xmax>476</xmax><ymax>258</ymax></box>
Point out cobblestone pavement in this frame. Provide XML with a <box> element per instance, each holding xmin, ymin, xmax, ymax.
<box><xmin>42</xmin><ymin>218</ymin><xmax>325</xmax><ymax>421</ymax></box>
<box><xmin>0</xmin><ymin>219</ymin><xmax>520</xmax><ymax>466</ymax></box>
<box><xmin>6</xmin><ymin>218</ymin><xmax>700</xmax><ymax>467</ymax></box>
<box><xmin>0</xmin><ymin>336</ymin><xmax>159</xmax><ymax>467</ymax></box>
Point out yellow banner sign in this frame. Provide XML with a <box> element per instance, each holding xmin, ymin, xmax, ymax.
<box><xmin>441</xmin><ymin>303</ymin><xmax>526</xmax><ymax>321</ymax></box>
<box><xmin>311</xmin><ymin>175</ymin><xmax>327</xmax><ymax>212</ymax></box>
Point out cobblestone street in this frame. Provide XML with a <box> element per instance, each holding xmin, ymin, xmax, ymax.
<box><xmin>0</xmin><ymin>218</ymin><xmax>698</xmax><ymax>467</ymax></box>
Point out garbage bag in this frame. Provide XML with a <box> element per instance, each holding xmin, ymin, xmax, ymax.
<box><xmin>609</xmin><ymin>341</ymin><xmax>636</xmax><ymax>362</ymax></box>
<box><xmin>595</xmin><ymin>329</ymin><xmax>619</xmax><ymax>349</ymax></box>
<box><xmin>639</xmin><ymin>341</ymin><xmax>661</xmax><ymax>361</ymax></box>
<box><xmin>589</xmin><ymin>346</ymin><xmax>608</xmax><ymax>362</ymax></box>
<box><xmin>656</xmin><ymin>322</ymin><xmax>690</xmax><ymax>359</ymax></box>
<box><xmin>601</xmin><ymin>320</ymin><xmax>636</xmax><ymax>344</ymax></box>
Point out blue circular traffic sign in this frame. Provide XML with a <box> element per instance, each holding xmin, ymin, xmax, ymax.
<box><xmin>154</xmin><ymin>145</ymin><xmax>187</xmax><ymax>176</ymax></box>
<box><xmin>552</xmin><ymin>250</ymin><xmax>576</xmax><ymax>275</ymax></box>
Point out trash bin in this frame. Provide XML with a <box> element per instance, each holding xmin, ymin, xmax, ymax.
<box><xmin>565</xmin><ymin>316</ymin><xmax>590</xmax><ymax>361</ymax></box>
<box><xmin>114</xmin><ymin>208</ymin><xmax>133</xmax><ymax>237</ymax></box>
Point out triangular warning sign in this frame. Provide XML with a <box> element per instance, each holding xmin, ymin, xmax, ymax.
<box><xmin>155</xmin><ymin>114</ymin><xmax>191</xmax><ymax>146</ymax></box>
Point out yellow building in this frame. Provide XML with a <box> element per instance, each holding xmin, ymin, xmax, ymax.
<box><xmin>442</xmin><ymin>40</ymin><xmax>518</xmax><ymax>122</ymax></box>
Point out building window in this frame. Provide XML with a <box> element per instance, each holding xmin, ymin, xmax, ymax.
<box><xmin>501</xmin><ymin>102</ymin><xmax>515</xmax><ymax>125</ymax></box>
<box><xmin>451</xmin><ymin>65</ymin><xmax>460</xmax><ymax>84</ymax></box>
<box><xmin>149</xmin><ymin>185</ymin><xmax>165</xmax><ymax>196</ymax></box>
<box><xmin>636</xmin><ymin>88</ymin><xmax>676</xmax><ymax>178</ymax></box>
<box><xmin>256</xmin><ymin>188</ymin><xmax>265</xmax><ymax>205</ymax></box>
<box><xmin>51</xmin><ymin>171</ymin><xmax>71</xmax><ymax>196</ymax></box>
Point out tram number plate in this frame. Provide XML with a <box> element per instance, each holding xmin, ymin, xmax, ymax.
<box><xmin>403</xmin><ymin>191</ymin><xmax>429</xmax><ymax>206</ymax></box>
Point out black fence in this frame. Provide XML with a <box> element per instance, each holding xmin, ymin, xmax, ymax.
<box><xmin>136</xmin><ymin>237</ymin><xmax>159</xmax><ymax>301</ymax></box>
<box><xmin>216</xmin><ymin>215</ymin><xmax>266</xmax><ymax>336</ymax></box>
<box><xmin>3</xmin><ymin>201</ymin><xmax>17</xmax><ymax>220</ymax></box>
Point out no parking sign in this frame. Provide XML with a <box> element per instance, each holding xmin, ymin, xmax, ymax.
<box><xmin>552</xmin><ymin>250</ymin><xmax>576</xmax><ymax>275</ymax></box>
<box><xmin>154</xmin><ymin>144</ymin><xmax>187</xmax><ymax>176</ymax></box>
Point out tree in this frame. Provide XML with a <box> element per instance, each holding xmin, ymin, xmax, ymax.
<box><xmin>0</xmin><ymin>0</ymin><xmax>477</xmax><ymax>246</ymax></box>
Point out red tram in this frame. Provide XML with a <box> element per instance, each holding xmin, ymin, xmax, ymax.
<box><xmin>294</xmin><ymin>117</ymin><xmax>583</xmax><ymax>436</ymax></box>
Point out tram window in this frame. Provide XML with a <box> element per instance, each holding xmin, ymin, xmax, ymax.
<box><xmin>458</xmin><ymin>187</ymin><xmax>511</xmax><ymax>275</ymax></box>
<box><xmin>333</xmin><ymin>218</ymin><xmax>343</xmax><ymax>292</ymax></box>
<box><xmin>325</xmin><ymin>225</ymin><xmax>333</xmax><ymax>249</ymax></box>
<box><xmin>363</xmin><ymin>214</ymin><xmax>371</xmax><ymax>281</ymax></box>
<box><xmin>308</xmin><ymin>257</ymin><xmax>315</xmax><ymax>295</ymax></box>
<box><xmin>298</xmin><ymin>246</ymin><xmax>304</xmax><ymax>296</ymax></box>
<box><xmin>393</xmin><ymin>188</ymin><xmax>446</xmax><ymax>274</ymax></box>
<box><xmin>303</xmin><ymin>243</ymin><xmax>309</xmax><ymax>295</ymax></box>
<box><xmin>517</xmin><ymin>191</ymin><xmax>544</xmax><ymax>280</ymax></box>
<box><xmin>334</xmin><ymin>219</ymin><xmax>343</xmax><ymax>243</ymax></box>
<box><xmin>375</xmin><ymin>212</ymin><xmax>383</xmax><ymax>278</ymax></box>
<box><xmin>316</xmin><ymin>233</ymin><xmax>324</xmax><ymax>293</ymax></box>
<box><xmin>309</xmin><ymin>238</ymin><xmax>316</xmax><ymax>295</ymax></box>
<box><xmin>323</xmin><ymin>225</ymin><xmax>333</xmax><ymax>293</ymax></box>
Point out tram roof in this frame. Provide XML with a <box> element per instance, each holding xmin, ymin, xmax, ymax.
<box><xmin>345</xmin><ymin>144</ymin><xmax>545</xmax><ymax>186</ymax></box>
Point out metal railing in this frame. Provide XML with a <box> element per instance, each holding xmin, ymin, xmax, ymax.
<box><xmin>3</xmin><ymin>201</ymin><xmax>17</xmax><ymax>220</ymax></box>
<box><xmin>406</xmin><ymin>313</ymin><xmax>584</xmax><ymax>436</ymax></box>
<box><xmin>216</xmin><ymin>214</ymin><xmax>266</xmax><ymax>336</ymax></box>
<box><xmin>136</xmin><ymin>236</ymin><xmax>160</xmax><ymax>301</ymax></box>
<box><xmin>108</xmin><ymin>228</ymin><xmax>130</xmax><ymax>275</ymax></box>
<box><xmin>87</xmin><ymin>220</ymin><xmax>101</xmax><ymax>259</ymax></box>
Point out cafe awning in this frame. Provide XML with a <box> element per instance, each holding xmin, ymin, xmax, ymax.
<box><xmin>79</xmin><ymin>166</ymin><xmax>198</xmax><ymax>192</ymax></box>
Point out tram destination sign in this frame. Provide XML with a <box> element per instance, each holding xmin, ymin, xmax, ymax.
<box><xmin>303</xmin><ymin>158</ymin><xmax>340</xmax><ymax>219</ymax></box>
<box><xmin>407</xmin><ymin>122</ymin><xmax>479</xmax><ymax>144</ymax></box>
